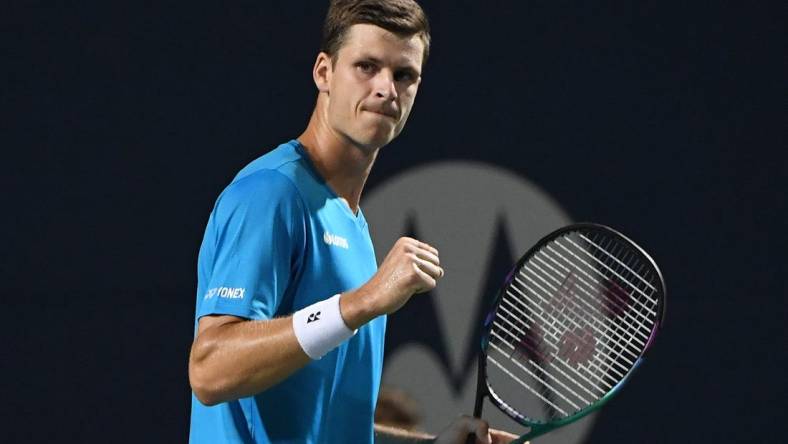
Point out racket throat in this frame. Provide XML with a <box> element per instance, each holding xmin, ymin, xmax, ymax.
<box><xmin>472</xmin><ymin>392</ymin><xmax>486</xmax><ymax>418</ymax></box>
<box><xmin>472</xmin><ymin>347</ymin><xmax>489</xmax><ymax>418</ymax></box>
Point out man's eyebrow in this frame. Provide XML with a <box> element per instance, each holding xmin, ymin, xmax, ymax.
<box><xmin>398</xmin><ymin>65</ymin><xmax>421</xmax><ymax>76</ymax></box>
<box><xmin>355</xmin><ymin>54</ymin><xmax>421</xmax><ymax>74</ymax></box>
<box><xmin>354</xmin><ymin>54</ymin><xmax>383</xmax><ymax>64</ymax></box>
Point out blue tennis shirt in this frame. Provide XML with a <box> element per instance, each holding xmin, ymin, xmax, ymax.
<box><xmin>190</xmin><ymin>140</ymin><xmax>385</xmax><ymax>444</ymax></box>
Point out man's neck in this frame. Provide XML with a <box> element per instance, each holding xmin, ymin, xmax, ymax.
<box><xmin>297</xmin><ymin>109</ymin><xmax>379</xmax><ymax>215</ymax></box>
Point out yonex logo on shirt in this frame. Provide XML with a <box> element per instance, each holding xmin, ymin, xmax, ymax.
<box><xmin>307</xmin><ymin>311</ymin><xmax>321</xmax><ymax>323</ymax></box>
<box><xmin>323</xmin><ymin>231</ymin><xmax>349</xmax><ymax>249</ymax></box>
<box><xmin>204</xmin><ymin>286</ymin><xmax>246</xmax><ymax>300</ymax></box>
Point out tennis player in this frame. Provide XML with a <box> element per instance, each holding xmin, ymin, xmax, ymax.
<box><xmin>188</xmin><ymin>1</ymin><xmax>517</xmax><ymax>443</ymax></box>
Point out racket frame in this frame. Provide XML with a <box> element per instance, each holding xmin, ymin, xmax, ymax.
<box><xmin>470</xmin><ymin>223</ymin><xmax>666</xmax><ymax>443</ymax></box>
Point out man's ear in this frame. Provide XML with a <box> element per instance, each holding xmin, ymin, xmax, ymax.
<box><xmin>313</xmin><ymin>52</ymin><xmax>332</xmax><ymax>93</ymax></box>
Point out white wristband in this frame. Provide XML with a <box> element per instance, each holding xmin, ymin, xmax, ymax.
<box><xmin>292</xmin><ymin>294</ymin><xmax>357</xmax><ymax>360</ymax></box>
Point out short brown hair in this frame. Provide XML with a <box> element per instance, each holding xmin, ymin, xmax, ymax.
<box><xmin>321</xmin><ymin>0</ymin><xmax>431</xmax><ymax>66</ymax></box>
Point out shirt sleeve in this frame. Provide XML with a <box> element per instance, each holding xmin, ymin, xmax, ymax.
<box><xmin>196</xmin><ymin>169</ymin><xmax>306</xmax><ymax>321</ymax></box>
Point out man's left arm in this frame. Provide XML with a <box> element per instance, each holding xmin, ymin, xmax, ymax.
<box><xmin>374</xmin><ymin>423</ymin><xmax>432</xmax><ymax>443</ymax></box>
<box><xmin>374</xmin><ymin>418</ymin><xmax>521</xmax><ymax>444</ymax></box>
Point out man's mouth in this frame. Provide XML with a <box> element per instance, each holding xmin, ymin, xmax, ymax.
<box><xmin>365</xmin><ymin>109</ymin><xmax>397</xmax><ymax>119</ymax></box>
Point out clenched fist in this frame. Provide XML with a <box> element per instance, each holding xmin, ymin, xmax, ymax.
<box><xmin>339</xmin><ymin>237</ymin><xmax>443</xmax><ymax>328</ymax></box>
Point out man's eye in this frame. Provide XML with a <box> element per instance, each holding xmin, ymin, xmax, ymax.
<box><xmin>394</xmin><ymin>71</ymin><xmax>415</xmax><ymax>82</ymax></box>
<box><xmin>357</xmin><ymin>63</ymin><xmax>376</xmax><ymax>74</ymax></box>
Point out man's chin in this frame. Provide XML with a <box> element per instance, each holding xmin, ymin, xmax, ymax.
<box><xmin>352</xmin><ymin>130</ymin><xmax>397</xmax><ymax>153</ymax></box>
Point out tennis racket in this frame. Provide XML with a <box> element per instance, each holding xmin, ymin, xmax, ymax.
<box><xmin>467</xmin><ymin>223</ymin><xmax>666</xmax><ymax>443</ymax></box>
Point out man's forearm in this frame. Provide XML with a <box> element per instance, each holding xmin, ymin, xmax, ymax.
<box><xmin>374</xmin><ymin>424</ymin><xmax>433</xmax><ymax>443</ymax></box>
<box><xmin>189</xmin><ymin>288</ymin><xmax>379</xmax><ymax>406</ymax></box>
<box><xmin>188</xmin><ymin>316</ymin><xmax>310</xmax><ymax>405</ymax></box>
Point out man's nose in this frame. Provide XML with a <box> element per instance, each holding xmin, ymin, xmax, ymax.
<box><xmin>373</xmin><ymin>70</ymin><xmax>398</xmax><ymax>101</ymax></box>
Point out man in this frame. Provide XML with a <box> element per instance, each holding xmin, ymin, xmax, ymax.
<box><xmin>188</xmin><ymin>1</ymin><xmax>518</xmax><ymax>443</ymax></box>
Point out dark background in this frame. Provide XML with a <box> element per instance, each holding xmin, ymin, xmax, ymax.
<box><xmin>5</xmin><ymin>1</ymin><xmax>785</xmax><ymax>442</ymax></box>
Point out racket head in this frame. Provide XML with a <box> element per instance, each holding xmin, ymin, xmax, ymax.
<box><xmin>476</xmin><ymin>223</ymin><xmax>666</xmax><ymax>437</ymax></box>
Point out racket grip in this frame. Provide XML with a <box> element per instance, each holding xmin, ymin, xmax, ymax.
<box><xmin>465</xmin><ymin>408</ymin><xmax>483</xmax><ymax>444</ymax></box>
<box><xmin>466</xmin><ymin>386</ymin><xmax>485</xmax><ymax>444</ymax></box>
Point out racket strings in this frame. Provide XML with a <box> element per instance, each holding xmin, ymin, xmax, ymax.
<box><xmin>584</xmin><ymin>231</ymin><xmax>661</xmax><ymax>354</ymax></box>
<box><xmin>507</xmin><ymin>278</ymin><xmax>633</xmax><ymax>377</ymax></box>
<box><xmin>546</xmin><ymin>235</ymin><xmax>658</xmax><ymax>346</ymax></box>
<box><xmin>490</xmin><ymin>322</ymin><xmax>605</xmax><ymax>401</ymax></box>
<box><xmin>504</xmin><ymin>280</ymin><xmax>626</xmax><ymax>375</ymax></box>
<box><xmin>486</xmin><ymin>230</ymin><xmax>661</xmax><ymax>422</ymax></box>
<box><xmin>546</xmin><ymin>240</ymin><xmax>657</xmax><ymax>327</ymax></box>
<box><xmin>517</xmin><ymin>246</ymin><xmax>649</xmax><ymax>363</ymax></box>
<box><xmin>585</xmin><ymin>233</ymin><xmax>659</xmax><ymax>317</ymax></box>
<box><xmin>491</xmin><ymin>305</ymin><xmax>612</xmax><ymax>393</ymax></box>
<box><xmin>496</xmin><ymin>286</ymin><xmax>624</xmax><ymax>393</ymax></box>
<box><xmin>515</xmin><ymin>262</ymin><xmax>646</xmax><ymax>359</ymax></box>
<box><xmin>489</xmin><ymin>297</ymin><xmax>617</xmax><ymax>418</ymax></box>
<box><xmin>492</xmin><ymin>304</ymin><xmax>610</xmax><ymax>396</ymax></box>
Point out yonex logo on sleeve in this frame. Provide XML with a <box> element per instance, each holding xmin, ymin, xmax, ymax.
<box><xmin>323</xmin><ymin>231</ymin><xmax>349</xmax><ymax>249</ymax></box>
<box><xmin>307</xmin><ymin>311</ymin><xmax>321</xmax><ymax>323</ymax></box>
<box><xmin>204</xmin><ymin>287</ymin><xmax>246</xmax><ymax>300</ymax></box>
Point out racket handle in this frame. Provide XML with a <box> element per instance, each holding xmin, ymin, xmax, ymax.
<box><xmin>465</xmin><ymin>399</ymin><xmax>485</xmax><ymax>444</ymax></box>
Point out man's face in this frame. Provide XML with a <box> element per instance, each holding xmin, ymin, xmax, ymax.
<box><xmin>323</xmin><ymin>24</ymin><xmax>424</xmax><ymax>151</ymax></box>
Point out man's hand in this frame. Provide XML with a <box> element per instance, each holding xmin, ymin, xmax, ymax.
<box><xmin>434</xmin><ymin>415</ymin><xmax>521</xmax><ymax>444</ymax></box>
<box><xmin>369</xmin><ymin>236</ymin><xmax>443</xmax><ymax>314</ymax></box>
<box><xmin>341</xmin><ymin>237</ymin><xmax>443</xmax><ymax>328</ymax></box>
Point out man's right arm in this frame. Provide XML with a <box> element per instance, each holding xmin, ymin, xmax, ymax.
<box><xmin>189</xmin><ymin>236</ymin><xmax>443</xmax><ymax>406</ymax></box>
<box><xmin>188</xmin><ymin>286</ymin><xmax>377</xmax><ymax>406</ymax></box>
<box><xmin>188</xmin><ymin>314</ymin><xmax>309</xmax><ymax>406</ymax></box>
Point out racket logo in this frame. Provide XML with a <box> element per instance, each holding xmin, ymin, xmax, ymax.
<box><xmin>307</xmin><ymin>312</ymin><xmax>321</xmax><ymax>323</ymax></box>
<box><xmin>557</xmin><ymin>327</ymin><xmax>596</xmax><ymax>368</ymax></box>
<box><xmin>602</xmin><ymin>279</ymin><xmax>631</xmax><ymax>317</ymax></box>
<box><xmin>512</xmin><ymin>324</ymin><xmax>550</xmax><ymax>363</ymax></box>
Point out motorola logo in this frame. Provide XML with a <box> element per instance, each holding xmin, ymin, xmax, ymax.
<box><xmin>364</xmin><ymin>161</ymin><xmax>598</xmax><ymax>443</ymax></box>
